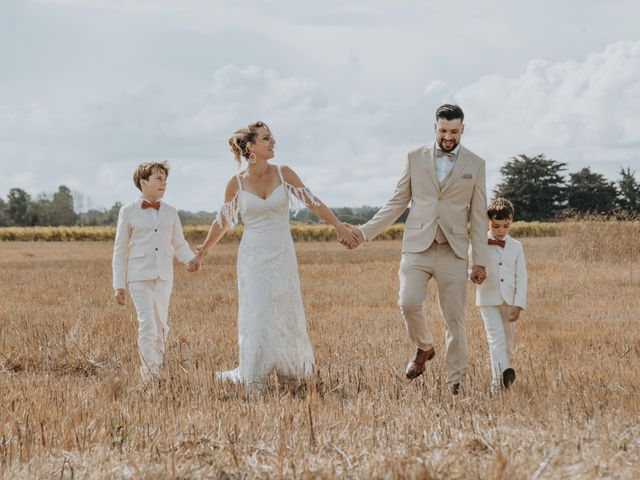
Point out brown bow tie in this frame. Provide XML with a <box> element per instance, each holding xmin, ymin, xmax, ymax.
<box><xmin>141</xmin><ymin>200</ymin><xmax>161</xmax><ymax>210</ymax></box>
<box><xmin>488</xmin><ymin>238</ymin><xmax>505</xmax><ymax>247</ymax></box>
<box><xmin>436</xmin><ymin>150</ymin><xmax>456</xmax><ymax>161</ymax></box>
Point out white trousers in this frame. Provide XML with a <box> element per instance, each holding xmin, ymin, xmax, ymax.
<box><xmin>129</xmin><ymin>279</ymin><xmax>173</xmax><ymax>379</ymax></box>
<box><xmin>479</xmin><ymin>303</ymin><xmax>515</xmax><ymax>388</ymax></box>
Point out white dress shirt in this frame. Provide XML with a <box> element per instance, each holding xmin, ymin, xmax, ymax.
<box><xmin>141</xmin><ymin>197</ymin><xmax>159</xmax><ymax>222</ymax></box>
<box><xmin>434</xmin><ymin>142</ymin><xmax>460</xmax><ymax>183</ymax></box>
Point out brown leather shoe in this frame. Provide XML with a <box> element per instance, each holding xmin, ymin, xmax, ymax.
<box><xmin>450</xmin><ymin>382</ymin><xmax>461</xmax><ymax>396</ymax></box>
<box><xmin>405</xmin><ymin>347</ymin><xmax>435</xmax><ymax>379</ymax></box>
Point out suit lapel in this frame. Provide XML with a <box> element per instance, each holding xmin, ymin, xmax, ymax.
<box><xmin>420</xmin><ymin>146</ymin><xmax>439</xmax><ymax>192</ymax></box>
<box><xmin>440</xmin><ymin>146</ymin><xmax>467</xmax><ymax>194</ymax></box>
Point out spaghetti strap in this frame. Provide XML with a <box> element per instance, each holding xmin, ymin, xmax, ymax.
<box><xmin>276</xmin><ymin>165</ymin><xmax>285</xmax><ymax>185</ymax></box>
<box><xmin>235</xmin><ymin>174</ymin><xmax>243</xmax><ymax>191</ymax></box>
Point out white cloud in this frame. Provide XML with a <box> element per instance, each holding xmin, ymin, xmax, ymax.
<box><xmin>1</xmin><ymin>2</ymin><xmax>640</xmax><ymax>211</ymax></box>
<box><xmin>452</xmin><ymin>41</ymin><xmax>640</xmax><ymax>195</ymax></box>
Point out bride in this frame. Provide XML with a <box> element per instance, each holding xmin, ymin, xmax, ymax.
<box><xmin>194</xmin><ymin>121</ymin><xmax>357</xmax><ymax>388</ymax></box>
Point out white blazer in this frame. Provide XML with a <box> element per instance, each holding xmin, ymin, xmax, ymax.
<box><xmin>112</xmin><ymin>199</ymin><xmax>195</xmax><ymax>290</ymax></box>
<box><xmin>475</xmin><ymin>234</ymin><xmax>527</xmax><ymax>309</ymax></box>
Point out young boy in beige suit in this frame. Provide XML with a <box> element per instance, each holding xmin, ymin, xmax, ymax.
<box><xmin>112</xmin><ymin>161</ymin><xmax>197</xmax><ymax>381</ymax></box>
<box><xmin>475</xmin><ymin>198</ymin><xmax>528</xmax><ymax>391</ymax></box>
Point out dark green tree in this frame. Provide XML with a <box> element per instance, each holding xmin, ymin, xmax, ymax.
<box><xmin>106</xmin><ymin>202</ymin><xmax>123</xmax><ymax>225</ymax></box>
<box><xmin>50</xmin><ymin>185</ymin><xmax>77</xmax><ymax>225</ymax></box>
<box><xmin>7</xmin><ymin>188</ymin><xmax>32</xmax><ymax>226</ymax></box>
<box><xmin>27</xmin><ymin>193</ymin><xmax>54</xmax><ymax>226</ymax></box>
<box><xmin>617</xmin><ymin>167</ymin><xmax>640</xmax><ymax>213</ymax></box>
<box><xmin>0</xmin><ymin>198</ymin><xmax>9</xmax><ymax>226</ymax></box>
<box><xmin>494</xmin><ymin>154</ymin><xmax>567</xmax><ymax>221</ymax></box>
<box><xmin>565</xmin><ymin>167</ymin><xmax>618</xmax><ymax>215</ymax></box>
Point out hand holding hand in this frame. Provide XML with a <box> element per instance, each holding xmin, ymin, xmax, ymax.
<box><xmin>187</xmin><ymin>256</ymin><xmax>200</xmax><ymax>272</ymax></box>
<box><xmin>337</xmin><ymin>223</ymin><xmax>360</xmax><ymax>249</ymax></box>
<box><xmin>508</xmin><ymin>307</ymin><xmax>522</xmax><ymax>322</ymax></box>
<box><xmin>114</xmin><ymin>288</ymin><xmax>125</xmax><ymax>305</ymax></box>
<box><xmin>340</xmin><ymin>223</ymin><xmax>364</xmax><ymax>250</ymax></box>
<box><xmin>470</xmin><ymin>265</ymin><xmax>486</xmax><ymax>284</ymax></box>
<box><xmin>188</xmin><ymin>248</ymin><xmax>206</xmax><ymax>272</ymax></box>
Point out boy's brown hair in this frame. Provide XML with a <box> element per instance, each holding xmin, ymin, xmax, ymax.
<box><xmin>133</xmin><ymin>161</ymin><xmax>170</xmax><ymax>191</ymax></box>
<box><xmin>487</xmin><ymin>197</ymin><xmax>514</xmax><ymax>220</ymax></box>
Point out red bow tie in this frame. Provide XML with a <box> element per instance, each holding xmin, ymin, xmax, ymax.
<box><xmin>141</xmin><ymin>200</ymin><xmax>161</xmax><ymax>210</ymax></box>
<box><xmin>488</xmin><ymin>238</ymin><xmax>505</xmax><ymax>247</ymax></box>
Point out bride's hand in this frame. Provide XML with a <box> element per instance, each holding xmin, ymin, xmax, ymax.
<box><xmin>337</xmin><ymin>223</ymin><xmax>359</xmax><ymax>249</ymax></box>
<box><xmin>187</xmin><ymin>258</ymin><xmax>198</xmax><ymax>272</ymax></box>
<box><xmin>188</xmin><ymin>247</ymin><xmax>206</xmax><ymax>272</ymax></box>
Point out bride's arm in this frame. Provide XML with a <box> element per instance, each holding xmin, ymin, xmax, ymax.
<box><xmin>196</xmin><ymin>177</ymin><xmax>240</xmax><ymax>259</ymax></box>
<box><xmin>281</xmin><ymin>166</ymin><xmax>358</xmax><ymax>246</ymax></box>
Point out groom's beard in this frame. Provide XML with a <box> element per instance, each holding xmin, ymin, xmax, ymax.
<box><xmin>438</xmin><ymin>140</ymin><xmax>459</xmax><ymax>152</ymax></box>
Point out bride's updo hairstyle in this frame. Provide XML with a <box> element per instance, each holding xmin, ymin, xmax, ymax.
<box><xmin>228</xmin><ymin>121</ymin><xmax>270</xmax><ymax>166</ymax></box>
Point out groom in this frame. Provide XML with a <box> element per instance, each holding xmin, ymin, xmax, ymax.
<box><xmin>348</xmin><ymin>104</ymin><xmax>488</xmax><ymax>394</ymax></box>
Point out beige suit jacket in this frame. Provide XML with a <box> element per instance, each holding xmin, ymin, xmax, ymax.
<box><xmin>360</xmin><ymin>144</ymin><xmax>488</xmax><ymax>266</ymax></box>
<box><xmin>112</xmin><ymin>199</ymin><xmax>195</xmax><ymax>290</ymax></box>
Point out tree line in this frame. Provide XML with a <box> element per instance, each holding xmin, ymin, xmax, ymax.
<box><xmin>1</xmin><ymin>154</ymin><xmax>638</xmax><ymax>227</ymax></box>
<box><xmin>493</xmin><ymin>154</ymin><xmax>639</xmax><ymax>221</ymax></box>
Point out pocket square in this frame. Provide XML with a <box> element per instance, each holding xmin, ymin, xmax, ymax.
<box><xmin>461</xmin><ymin>173</ymin><xmax>472</xmax><ymax>179</ymax></box>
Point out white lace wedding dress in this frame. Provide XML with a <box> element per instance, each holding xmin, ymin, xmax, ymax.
<box><xmin>214</xmin><ymin>165</ymin><xmax>316</xmax><ymax>388</ymax></box>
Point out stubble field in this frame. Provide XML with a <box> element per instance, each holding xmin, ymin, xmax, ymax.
<box><xmin>0</xmin><ymin>223</ymin><xmax>639</xmax><ymax>479</ymax></box>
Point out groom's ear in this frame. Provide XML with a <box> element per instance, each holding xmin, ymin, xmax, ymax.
<box><xmin>461</xmin><ymin>123</ymin><xmax>465</xmax><ymax>134</ymax></box>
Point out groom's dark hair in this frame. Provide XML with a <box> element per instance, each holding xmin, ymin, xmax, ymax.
<box><xmin>436</xmin><ymin>104</ymin><xmax>464</xmax><ymax>122</ymax></box>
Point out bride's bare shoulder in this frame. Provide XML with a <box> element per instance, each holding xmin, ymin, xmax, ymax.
<box><xmin>223</xmin><ymin>174</ymin><xmax>242</xmax><ymax>202</ymax></box>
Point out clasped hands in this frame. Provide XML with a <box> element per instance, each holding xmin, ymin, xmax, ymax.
<box><xmin>187</xmin><ymin>246</ymin><xmax>206</xmax><ymax>272</ymax></box>
<box><xmin>338</xmin><ymin>223</ymin><xmax>364</xmax><ymax>250</ymax></box>
<box><xmin>469</xmin><ymin>265</ymin><xmax>486</xmax><ymax>285</ymax></box>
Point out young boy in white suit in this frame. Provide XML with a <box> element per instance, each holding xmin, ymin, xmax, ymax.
<box><xmin>475</xmin><ymin>198</ymin><xmax>528</xmax><ymax>391</ymax></box>
<box><xmin>112</xmin><ymin>161</ymin><xmax>197</xmax><ymax>381</ymax></box>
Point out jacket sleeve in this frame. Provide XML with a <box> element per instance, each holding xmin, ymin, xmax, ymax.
<box><xmin>469</xmin><ymin>159</ymin><xmax>488</xmax><ymax>267</ymax></box>
<box><xmin>172</xmin><ymin>210</ymin><xmax>196</xmax><ymax>264</ymax></box>
<box><xmin>513</xmin><ymin>242</ymin><xmax>528</xmax><ymax>309</ymax></box>
<box><xmin>360</xmin><ymin>154</ymin><xmax>412</xmax><ymax>241</ymax></box>
<box><xmin>112</xmin><ymin>206</ymin><xmax>130</xmax><ymax>290</ymax></box>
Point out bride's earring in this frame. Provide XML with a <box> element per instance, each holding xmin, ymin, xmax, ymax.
<box><xmin>248</xmin><ymin>152</ymin><xmax>257</xmax><ymax>164</ymax></box>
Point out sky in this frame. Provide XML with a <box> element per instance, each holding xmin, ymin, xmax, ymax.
<box><xmin>1</xmin><ymin>0</ymin><xmax>639</xmax><ymax>212</ymax></box>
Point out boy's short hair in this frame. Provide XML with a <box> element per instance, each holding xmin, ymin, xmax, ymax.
<box><xmin>487</xmin><ymin>198</ymin><xmax>514</xmax><ymax>220</ymax></box>
<box><xmin>133</xmin><ymin>161</ymin><xmax>170</xmax><ymax>191</ymax></box>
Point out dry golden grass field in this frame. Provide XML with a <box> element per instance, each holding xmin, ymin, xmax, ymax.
<box><xmin>0</xmin><ymin>223</ymin><xmax>639</xmax><ymax>479</ymax></box>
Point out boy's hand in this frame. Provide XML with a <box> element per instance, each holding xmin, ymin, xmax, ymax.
<box><xmin>470</xmin><ymin>265</ymin><xmax>486</xmax><ymax>284</ymax></box>
<box><xmin>508</xmin><ymin>306</ymin><xmax>522</xmax><ymax>322</ymax></box>
<box><xmin>114</xmin><ymin>288</ymin><xmax>125</xmax><ymax>305</ymax></box>
<box><xmin>187</xmin><ymin>257</ymin><xmax>200</xmax><ymax>272</ymax></box>
<box><xmin>187</xmin><ymin>252</ymin><xmax>204</xmax><ymax>272</ymax></box>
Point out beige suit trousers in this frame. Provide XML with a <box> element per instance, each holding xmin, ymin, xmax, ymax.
<box><xmin>398</xmin><ymin>241</ymin><xmax>468</xmax><ymax>384</ymax></box>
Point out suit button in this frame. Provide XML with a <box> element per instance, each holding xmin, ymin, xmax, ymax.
<box><xmin>499</xmin><ymin>262</ymin><xmax>502</xmax><ymax>266</ymax></box>
<box><xmin>500</xmin><ymin>279</ymin><xmax>504</xmax><ymax>282</ymax></box>
<box><xmin>155</xmin><ymin>248</ymin><xmax>158</xmax><ymax>251</ymax></box>
<box><xmin>154</xmin><ymin>229</ymin><xmax>158</xmax><ymax>232</ymax></box>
